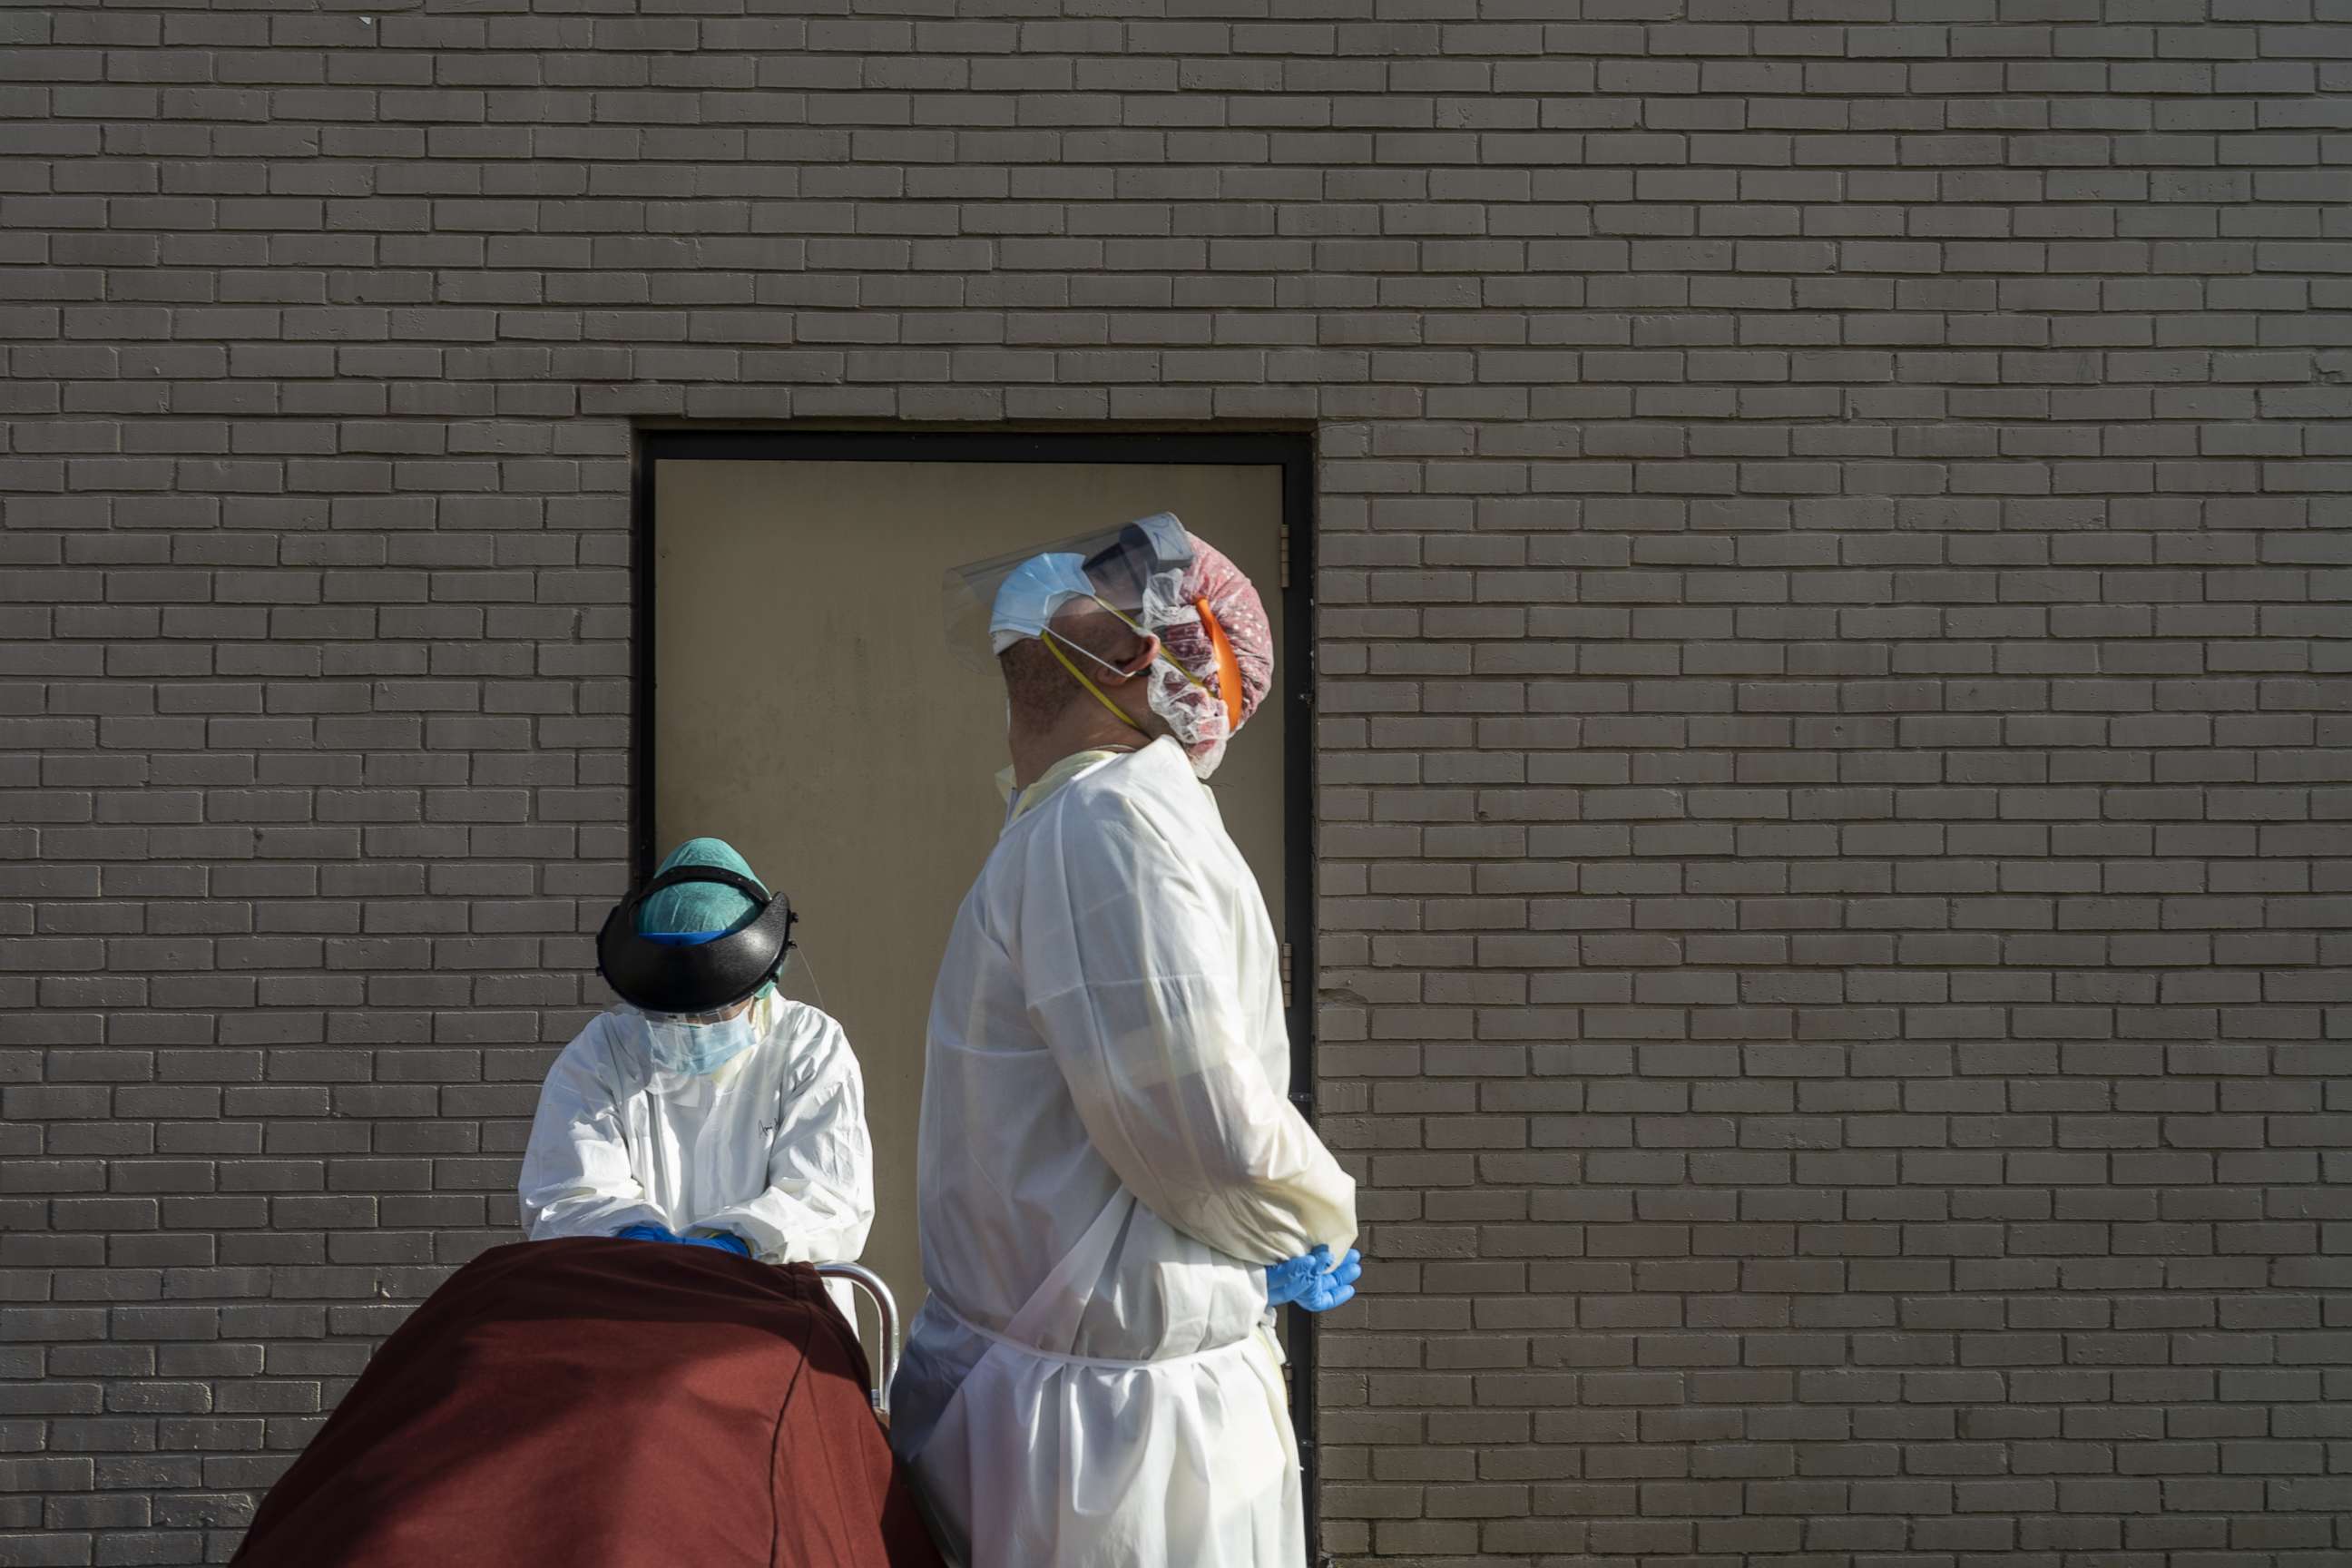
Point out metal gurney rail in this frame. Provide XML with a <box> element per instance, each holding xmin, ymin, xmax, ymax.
<box><xmin>816</xmin><ymin>1261</ymin><xmax>900</xmax><ymax>1417</ymax></box>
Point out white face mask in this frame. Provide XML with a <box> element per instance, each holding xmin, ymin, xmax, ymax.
<box><xmin>643</xmin><ymin>1004</ymin><xmax>761</xmax><ymax>1075</ymax></box>
<box><xmin>989</xmin><ymin>554</ymin><xmax>1097</xmax><ymax>653</ymax></box>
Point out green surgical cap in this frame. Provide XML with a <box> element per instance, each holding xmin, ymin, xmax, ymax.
<box><xmin>637</xmin><ymin>837</ymin><xmax>766</xmax><ymax>939</ymax></box>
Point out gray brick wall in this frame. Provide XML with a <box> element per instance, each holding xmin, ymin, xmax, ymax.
<box><xmin>5</xmin><ymin>2</ymin><xmax>2351</xmax><ymax>1563</ymax></box>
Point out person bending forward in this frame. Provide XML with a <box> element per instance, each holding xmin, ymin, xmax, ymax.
<box><xmin>520</xmin><ymin>837</ymin><xmax>875</xmax><ymax>1320</ymax></box>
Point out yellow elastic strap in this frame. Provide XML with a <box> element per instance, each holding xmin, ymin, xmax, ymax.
<box><xmin>1045</xmin><ymin>633</ymin><xmax>1149</xmax><ymax>734</ymax></box>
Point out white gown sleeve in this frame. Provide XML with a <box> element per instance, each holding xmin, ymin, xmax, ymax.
<box><xmin>692</xmin><ymin>1014</ymin><xmax>877</xmax><ymax>1265</ymax></box>
<box><xmin>517</xmin><ymin>1019</ymin><xmax>671</xmax><ymax>1240</ymax></box>
<box><xmin>1021</xmin><ymin>792</ymin><xmax>1357</xmax><ymax>1265</ymax></box>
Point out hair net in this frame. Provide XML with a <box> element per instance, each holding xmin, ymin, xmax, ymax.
<box><xmin>1149</xmin><ymin>533</ymin><xmax>1273</xmax><ymax>779</ymax></box>
<box><xmin>638</xmin><ymin>837</ymin><xmax>766</xmax><ymax>944</ymax></box>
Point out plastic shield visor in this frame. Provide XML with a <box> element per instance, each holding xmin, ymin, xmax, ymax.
<box><xmin>596</xmin><ymin>866</ymin><xmax>797</xmax><ymax>1018</ymax></box>
<box><xmin>943</xmin><ymin>511</ymin><xmax>1197</xmax><ymax>671</ymax></box>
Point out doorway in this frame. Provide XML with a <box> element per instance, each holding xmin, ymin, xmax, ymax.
<box><xmin>635</xmin><ymin>430</ymin><xmax>1320</xmax><ymax>1501</ymax></box>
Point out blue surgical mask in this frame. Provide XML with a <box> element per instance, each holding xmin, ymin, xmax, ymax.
<box><xmin>989</xmin><ymin>553</ymin><xmax>1096</xmax><ymax>654</ymax></box>
<box><xmin>642</xmin><ymin>995</ymin><xmax>765</xmax><ymax>1075</ymax></box>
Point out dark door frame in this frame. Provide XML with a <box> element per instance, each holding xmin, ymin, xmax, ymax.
<box><xmin>632</xmin><ymin>428</ymin><xmax>1327</xmax><ymax>1545</ymax></box>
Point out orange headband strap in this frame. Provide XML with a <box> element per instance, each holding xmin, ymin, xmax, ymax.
<box><xmin>1194</xmin><ymin>596</ymin><xmax>1244</xmax><ymax>733</ymax></box>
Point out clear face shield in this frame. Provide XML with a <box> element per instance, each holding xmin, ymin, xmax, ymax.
<box><xmin>943</xmin><ymin>512</ymin><xmax>1196</xmax><ymax>671</ymax></box>
<box><xmin>944</xmin><ymin>512</ymin><xmax>1246</xmax><ymax>761</ymax></box>
<box><xmin>597</xmin><ymin>865</ymin><xmax>796</xmax><ymax>1075</ymax></box>
<box><xmin>629</xmin><ymin>943</ymin><xmax>834</xmax><ymax>1076</ymax></box>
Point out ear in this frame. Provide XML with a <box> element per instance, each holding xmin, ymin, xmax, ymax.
<box><xmin>1114</xmin><ymin>631</ymin><xmax>1161</xmax><ymax>680</ymax></box>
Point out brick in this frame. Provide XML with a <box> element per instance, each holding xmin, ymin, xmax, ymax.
<box><xmin>2</xmin><ymin>11</ymin><xmax>2345</xmax><ymax>1564</ymax></box>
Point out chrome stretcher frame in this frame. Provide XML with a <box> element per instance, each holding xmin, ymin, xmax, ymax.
<box><xmin>814</xmin><ymin>1262</ymin><xmax>900</xmax><ymax>1417</ymax></box>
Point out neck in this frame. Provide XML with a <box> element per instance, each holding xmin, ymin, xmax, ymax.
<box><xmin>1009</xmin><ymin>709</ymin><xmax>1142</xmax><ymax>789</ymax></box>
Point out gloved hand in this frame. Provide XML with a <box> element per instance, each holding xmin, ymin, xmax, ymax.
<box><xmin>1266</xmin><ymin>1246</ymin><xmax>1363</xmax><ymax>1313</ymax></box>
<box><xmin>612</xmin><ymin>1223</ymin><xmax>751</xmax><ymax>1259</ymax></box>
<box><xmin>1265</xmin><ymin>1246</ymin><xmax>1327</xmax><ymax>1308</ymax></box>
<box><xmin>677</xmin><ymin>1231</ymin><xmax>752</xmax><ymax>1258</ymax></box>
<box><xmin>1298</xmin><ymin>1248</ymin><xmax>1362</xmax><ymax>1312</ymax></box>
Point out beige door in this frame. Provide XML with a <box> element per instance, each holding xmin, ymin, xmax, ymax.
<box><xmin>652</xmin><ymin>458</ymin><xmax>1289</xmax><ymax>1323</ymax></box>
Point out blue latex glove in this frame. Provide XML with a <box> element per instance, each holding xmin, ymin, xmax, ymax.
<box><xmin>1266</xmin><ymin>1246</ymin><xmax>1328</xmax><ymax>1308</ymax></box>
<box><xmin>1298</xmin><ymin>1249</ymin><xmax>1362</xmax><ymax>1313</ymax></box>
<box><xmin>1267</xmin><ymin>1246</ymin><xmax>1363</xmax><ymax>1312</ymax></box>
<box><xmin>612</xmin><ymin>1223</ymin><xmax>750</xmax><ymax>1259</ymax></box>
<box><xmin>676</xmin><ymin>1232</ymin><xmax>752</xmax><ymax>1258</ymax></box>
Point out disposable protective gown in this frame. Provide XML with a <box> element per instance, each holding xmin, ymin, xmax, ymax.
<box><xmin>892</xmin><ymin>739</ymin><xmax>1357</xmax><ymax>1568</ymax></box>
<box><xmin>519</xmin><ymin>991</ymin><xmax>876</xmax><ymax>1318</ymax></box>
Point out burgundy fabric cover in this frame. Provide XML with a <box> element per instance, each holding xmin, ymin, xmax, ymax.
<box><xmin>232</xmin><ymin>1239</ymin><xmax>944</xmax><ymax>1568</ymax></box>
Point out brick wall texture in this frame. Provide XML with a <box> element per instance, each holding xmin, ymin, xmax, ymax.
<box><xmin>4</xmin><ymin>0</ymin><xmax>2351</xmax><ymax>1563</ymax></box>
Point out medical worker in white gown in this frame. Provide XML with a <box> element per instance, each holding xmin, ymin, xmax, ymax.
<box><xmin>519</xmin><ymin>837</ymin><xmax>875</xmax><ymax>1320</ymax></box>
<box><xmin>894</xmin><ymin>515</ymin><xmax>1362</xmax><ymax>1567</ymax></box>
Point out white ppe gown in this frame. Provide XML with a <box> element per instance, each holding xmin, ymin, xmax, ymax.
<box><xmin>517</xmin><ymin>991</ymin><xmax>876</xmax><ymax>1320</ymax></box>
<box><xmin>892</xmin><ymin>739</ymin><xmax>1357</xmax><ymax>1568</ymax></box>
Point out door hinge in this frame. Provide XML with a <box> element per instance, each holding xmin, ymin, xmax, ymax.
<box><xmin>1279</xmin><ymin>521</ymin><xmax>1291</xmax><ymax>591</ymax></box>
<box><xmin>1280</xmin><ymin>940</ymin><xmax>1294</xmax><ymax>1010</ymax></box>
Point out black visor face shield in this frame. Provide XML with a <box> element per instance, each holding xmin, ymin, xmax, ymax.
<box><xmin>595</xmin><ymin>866</ymin><xmax>796</xmax><ymax>1018</ymax></box>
